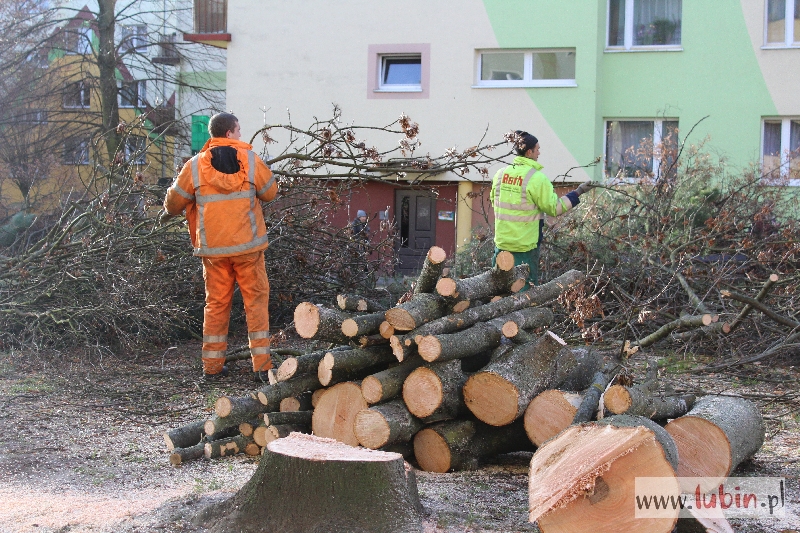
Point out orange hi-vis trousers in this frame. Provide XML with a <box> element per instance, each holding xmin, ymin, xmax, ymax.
<box><xmin>201</xmin><ymin>251</ymin><xmax>271</xmax><ymax>375</ymax></box>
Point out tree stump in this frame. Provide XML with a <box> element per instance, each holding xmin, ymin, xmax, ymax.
<box><xmin>311</xmin><ymin>381</ymin><xmax>368</xmax><ymax>446</ymax></box>
<box><xmin>529</xmin><ymin>416</ymin><xmax>680</xmax><ymax>533</ymax></box>
<box><xmin>205</xmin><ymin>433</ymin><xmax>423</xmax><ymax>533</ymax></box>
<box><xmin>664</xmin><ymin>395</ymin><xmax>765</xmax><ymax>489</ymax></box>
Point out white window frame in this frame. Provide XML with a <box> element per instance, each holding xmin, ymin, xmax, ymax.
<box><xmin>473</xmin><ymin>49</ymin><xmax>577</xmax><ymax>88</ymax></box>
<box><xmin>121</xmin><ymin>24</ymin><xmax>148</xmax><ymax>53</ymax></box>
<box><xmin>377</xmin><ymin>54</ymin><xmax>422</xmax><ymax>93</ymax></box>
<box><xmin>604</xmin><ymin>118</ymin><xmax>679</xmax><ymax>181</ymax></box>
<box><xmin>119</xmin><ymin>80</ymin><xmax>146</xmax><ymax>108</ymax></box>
<box><xmin>761</xmin><ymin>117</ymin><xmax>800</xmax><ymax>185</ymax></box>
<box><xmin>63</xmin><ymin>81</ymin><xmax>90</xmax><ymax>108</ymax></box>
<box><xmin>763</xmin><ymin>0</ymin><xmax>800</xmax><ymax>47</ymax></box>
<box><xmin>124</xmin><ymin>135</ymin><xmax>148</xmax><ymax>165</ymax></box>
<box><xmin>65</xmin><ymin>25</ymin><xmax>93</xmax><ymax>55</ymax></box>
<box><xmin>606</xmin><ymin>0</ymin><xmax>683</xmax><ymax>52</ymax></box>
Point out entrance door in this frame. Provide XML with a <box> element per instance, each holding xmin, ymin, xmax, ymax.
<box><xmin>395</xmin><ymin>189</ymin><xmax>436</xmax><ymax>275</ymax></box>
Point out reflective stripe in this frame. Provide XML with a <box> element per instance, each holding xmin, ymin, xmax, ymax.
<box><xmin>191</xmin><ymin>157</ymin><xmax>209</xmax><ymax>249</ymax></box>
<box><xmin>496</xmin><ymin>212</ymin><xmax>544</xmax><ymax>222</ymax></box>
<box><xmin>257</xmin><ymin>175</ymin><xmax>276</xmax><ymax>197</ymax></box>
<box><xmin>250</xmin><ymin>346</ymin><xmax>271</xmax><ymax>356</ymax></box>
<box><xmin>197</xmin><ymin>190</ymin><xmax>255</xmax><ymax>204</ymax></box>
<box><xmin>173</xmin><ymin>184</ymin><xmax>195</xmax><ymax>201</ymax></box>
<box><xmin>555</xmin><ymin>196</ymin><xmax>575</xmax><ymax>216</ymax></box>
<box><xmin>194</xmin><ymin>233</ymin><xmax>270</xmax><ymax>256</ymax></box>
<box><xmin>203</xmin><ymin>335</ymin><xmax>227</xmax><ymax>343</ymax></box>
<box><xmin>248</xmin><ymin>331</ymin><xmax>270</xmax><ymax>340</ymax></box>
<box><xmin>202</xmin><ymin>350</ymin><xmax>226</xmax><ymax>359</ymax></box>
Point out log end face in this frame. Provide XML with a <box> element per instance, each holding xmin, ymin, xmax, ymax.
<box><xmin>524</xmin><ymin>390</ymin><xmax>578</xmax><ymax>447</ymax></box>
<box><xmin>428</xmin><ymin>245</ymin><xmax>447</xmax><ymax>264</ymax></box>
<box><xmin>403</xmin><ymin>367</ymin><xmax>444</xmax><ymax>419</ymax></box>
<box><xmin>495</xmin><ymin>250</ymin><xmax>515</xmax><ymax>271</ymax></box>
<box><xmin>413</xmin><ymin>428</ymin><xmax>451</xmax><ymax>473</ymax></box>
<box><xmin>354</xmin><ymin>409</ymin><xmax>391</xmax><ymax>449</ymax></box>
<box><xmin>665</xmin><ymin>416</ymin><xmax>732</xmax><ymax>484</ymax></box>
<box><xmin>203</xmin><ymin>419</ymin><xmax>216</xmax><ymax>436</ymax></box>
<box><xmin>510</xmin><ymin>278</ymin><xmax>527</xmax><ymax>293</ymax></box>
<box><xmin>389</xmin><ymin>335</ymin><xmax>406</xmax><ymax>361</ymax></box>
<box><xmin>385</xmin><ymin>308</ymin><xmax>416</xmax><ymax>331</ymax></box>
<box><xmin>168</xmin><ymin>452</ymin><xmax>183</xmax><ymax>466</ymax></box>
<box><xmin>361</xmin><ymin>376</ymin><xmax>384</xmax><ymax>405</ymax></box>
<box><xmin>294</xmin><ymin>302</ymin><xmax>321</xmax><ymax>339</ymax></box>
<box><xmin>435</xmin><ymin>277</ymin><xmax>458</xmax><ymax>297</ymax></box>
<box><xmin>603</xmin><ymin>385</ymin><xmax>633</xmax><ymax>415</ymax></box>
<box><xmin>341</xmin><ymin>318</ymin><xmax>359</xmax><ymax>337</ymax></box>
<box><xmin>276</xmin><ymin>357</ymin><xmax>297</xmax><ymax>382</ymax></box>
<box><xmin>214</xmin><ymin>396</ymin><xmax>232</xmax><ymax>417</ymax></box>
<box><xmin>417</xmin><ymin>336</ymin><xmax>442</xmax><ymax>362</ymax></box>
<box><xmin>463</xmin><ymin>372</ymin><xmax>520</xmax><ymax>426</ymax></box>
<box><xmin>501</xmin><ymin>321</ymin><xmax>519</xmax><ymax>338</ymax></box>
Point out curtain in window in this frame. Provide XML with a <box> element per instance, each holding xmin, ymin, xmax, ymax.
<box><xmin>633</xmin><ymin>0</ymin><xmax>682</xmax><ymax>45</ymax></box>
<box><xmin>763</xmin><ymin>121</ymin><xmax>782</xmax><ymax>177</ymax></box>
<box><xmin>606</xmin><ymin>121</ymin><xmax>654</xmax><ymax>177</ymax></box>
<box><xmin>790</xmin><ymin>120</ymin><xmax>800</xmax><ymax>178</ymax></box>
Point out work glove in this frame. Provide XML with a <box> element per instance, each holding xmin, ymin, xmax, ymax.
<box><xmin>574</xmin><ymin>180</ymin><xmax>595</xmax><ymax>196</ymax></box>
<box><xmin>157</xmin><ymin>209</ymin><xmax>177</xmax><ymax>226</ymax></box>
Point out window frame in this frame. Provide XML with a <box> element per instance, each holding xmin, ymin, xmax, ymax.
<box><xmin>64</xmin><ymin>25</ymin><xmax>93</xmax><ymax>55</ymax></box>
<box><xmin>761</xmin><ymin>117</ymin><xmax>800</xmax><ymax>185</ymax></box>
<box><xmin>63</xmin><ymin>80</ymin><xmax>91</xmax><ymax>108</ymax></box>
<box><xmin>120</xmin><ymin>24</ymin><xmax>148</xmax><ymax>54</ymax></box>
<box><xmin>367</xmin><ymin>43</ymin><xmax>430</xmax><ymax>100</ymax></box>
<box><xmin>603</xmin><ymin>118</ymin><xmax>679</xmax><ymax>181</ymax></box>
<box><xmin>378</xmin><ymin>54</ymin><xmax>423</xmax><ymax>92</ymax></box>
<box><xmin>119</xmin><ymin>80</ymin><xmax>146</xmax><ymax>108</ymax></box>
<box><xmin>606</xmin><ymin>0</ymin><xmax>683</xmax><ymax>52</ymax></box>
<box><xmin>124</xmin><ymin>135</ymin><xmax>148</xmax><ymax>165</ymax></box>
<box><xmin>473</xmin><ymin>48</ymin><xmax>577</xmax><ymax>88</ymax></box>
<box><xmin>763</xmin><ymin>0</ymin><xmax>800</xmax><ymax>48</ymax></box>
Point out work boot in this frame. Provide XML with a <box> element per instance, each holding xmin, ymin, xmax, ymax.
<box><xmin>252</xmin><ymin>369</ymin><xmax>274</xmax><ymax>384</ymax></box>
<box><xmin>203</xmin><ymin>365</ymin><xmax>229</xmax><ymax>381</ymax></box>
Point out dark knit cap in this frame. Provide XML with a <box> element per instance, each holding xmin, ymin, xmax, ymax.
<box><xmin>514</xmin><ymin>130</ymin><xmax>538</xmax><ymax>156</ymax></box>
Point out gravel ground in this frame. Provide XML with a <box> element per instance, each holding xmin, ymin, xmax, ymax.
<box><xmin>0</xmin><ymin>341</ymin><xmax>797</xmax><ymax>533</ymax></box>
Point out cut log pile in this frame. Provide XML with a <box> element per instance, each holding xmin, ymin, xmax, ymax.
<box><xmin>164</xmin><ymin>245</ymin><xmax>766</xmax><ymax>532</ymax></box>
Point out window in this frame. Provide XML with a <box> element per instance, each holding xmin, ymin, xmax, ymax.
<box><xmin>605</xmin><ymin>119</ymin><xmax>679</xmax><ymax>178</ymax></box>
<box><xmin>124</xmin><ymin>135</ymin><xmax>147</xmax><ymax>165</ymax></box>
<box><xmin>64</xmin><ymin>25</ymin><xmax>93</xmax><ymax>55</ymax></box>
<box><xmin>119</xmin><ymin>80</ymin><xmax>146</xmax><ymax>108</ymax></box>
<box><xmin>15</xmin><ymin>109</ymin><xmax>48</xmax><ymax>124</ymax></box>
<box><xmin>63</xmin><ymin>81</ymin><xmax>90</xmax><ymax>108</ymax></box>
<box><xmin>367</xmin><ymin>44</ymin><xmax>430</xmax><ymax>99</ymax></box>
<box><xmin>765</xmin><ymin>0</ymin><xmax>800</xmax><ymax>46</ymax></box>
<box><xmin>120</xmin><ymin>24</ymin><xmax>148</xmax><ymax>53</ymax></box>
<box><xmin>379</xmin><ymin>55</ymin><xmax>422</xmax><ymax>92</ymax></box>
<box><xmin>607</xmin><ymin>0</ymin><xmax>682</xmax><ymax>49</ymax></box>
<box><xmin>762</xmin><ymin>118</ymin><xmax>800</xmax><ymax>184</ymax></box>
<box><xmin>475</xmin><ymin>49</ymin><xmax>576</xmax><ymax>88</ymax></box>
<box><xmin>63</xmin><ymin>138</ymin><xmax>90</xmax><ymax>165</ymax></box>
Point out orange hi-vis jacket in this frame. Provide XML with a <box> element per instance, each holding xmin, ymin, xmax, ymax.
<box><xmin>164</xmin><ymin>137</ymin><xmax>277</xmax><ymax>256</ymax></box>
<box><xmin>164</xmin><ymin>137</ymin><xmax>278</xmax><ymax>375</ymax></box>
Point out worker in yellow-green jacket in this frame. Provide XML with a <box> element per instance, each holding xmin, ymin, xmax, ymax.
<box><xmin>490</xmin><ymin>130</ymin><xmax>593</xmax><ymax>285</ymax></box>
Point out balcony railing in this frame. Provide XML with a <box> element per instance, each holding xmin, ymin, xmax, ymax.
<box><xmin>152</xmin><ymin>33</ymin><xmax>180</xmax><ymax>65</ymax></box>
<box><xmin>194</xmin><ymin>0</ymin><xmax>227</xmax><ymax>34</ymax></box>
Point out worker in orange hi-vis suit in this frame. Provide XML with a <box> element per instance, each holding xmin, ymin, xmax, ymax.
<box><xmin>161</xmin><ymin>112</ymin><xmax>278</xmax><ymax>382</ymax></box>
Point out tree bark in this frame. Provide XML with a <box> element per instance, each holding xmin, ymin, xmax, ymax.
<box><xmin>417</xmin><ymin>321</ymin><xmax>502</xmax><ymax>363</ymax></box>
<box><xmin>529</xmin><ymin>417</ymin><xmax>680</xmax><ymax>533</ymax></box>
<box><xmin>384</xmin><ymin>293</ymin><xmax>448</xmax><ymax>331</ymax></box>
<box><xmin>413</xmin><ymin>246</ymin><xmax>447</xmax><ymax>294</ymax></box>
<box><xmin>523</xmin><ymin>390</ymin><xmax>583</xmax><ymax>446</ymax></box>
<box><xmin>463</xmin><ymin>331</ymin><xmax>575</xmax><ymax>426</ymax></box>
<box><xmin>169</xmin><ymin>442</ymin><xmax>206</xmax><ymax>466</ymax></box>
<box><xmin>435</xmin><ymin>262</ymin><xmax>529</xmax><ymax>302</ymax></box>
<box><xmin>317</xmin><ymin>346</ymin><xmax>396</xmax><ymax>387</ymax></box>
<box><xmin>635</xmin><ymin>314</ymin><xmax>713</xmax><ymax>348</ymax></box>
<box><xmin>337</xmin><ymin>293</ymin><xmax>386</xmax><ymax>313</ymax></box>
<box><xmin>294</xmin><ymin>302</ymin><xmax>351</xmax><ymax>345</ymax></box>
<box><xmin>163</xmin><ymin>420</ymin><xmax>206</xmax><ymax>450</ymax></box>
<box><xmin>413</xmin><ymin>418</ymin><xmax>533</xmax><ymax>473</ymax></box>
<box><xmin>279</xmin><ymin>391</ymin><xmax>313</xmax><ymax>412</ymax></box>
<box><xmin>725</xmin><ymin>273</ymin><xmax>779</xmax><ymax>332</ymax></box>
<box><xmin>204</xmin><ymin>434</ymin><xmax>256</xmax><ymax>459</ymax></box>
<box><xmin>276</xmin><ymin>347</ymin><xmax>349</xmax><ymax>382</ymax></box>
<box><xmin>206</xmin><ymin>433</ymin><xmax>423</xmax><ymax>533</ymax></box>
<box><xmin>214</xmin><ymin>394</ymin><xmax>267</xmax><ymax>419</ymax></box>
<box><xmin>664</xmin><ymin>395</ymin><xmax>765</xmax><ymax>486</ymax></box>
<box><xmin>342</xmin><ymin>311</ymin><xmax>386</xmax><ymax>338</ymax></box>
<box><xmin>390</xmin><ymin>269</ymin><xmax>584</xmax><ymax>361</ymax></box>
<box><xmin>571</xmin><ymin>362</ymin><xmax>620</xmax><ymax>424</ymax></box>
<box><xmin>499</xmin><ymin>307</ymin><xmax>554</xmax><ymax>338</ymax></box>
<box><xmin>256</xmin><ymin>374</ymin><xmax>324</xmax><ymax>409</ymax></box>
<box><xmin>361</xmin><ymin>357</ymin><xmax>425</xmax><ymax>405</ymax></box>
<box><xmin>311</xmin><ymin>381</ymin><xmax>368</xmax><ymax>446</ymax></box>
<box><xmin>402</xmin><ymin>360</ymin><xmax>467</xmax><ymax>423</ymax></box>
<box><xmin>263</xmin><ymin>410</ymin><xmax>313</xmax><ymax>427</ymax></box>
<box><xmin>354</xmin><ymin>399</ymin><xmax>424</xmax><ymax>449</ymax></box>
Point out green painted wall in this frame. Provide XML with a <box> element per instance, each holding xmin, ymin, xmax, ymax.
<box><xmin>481</xmin><ymin>1</ymin><xmax>778</xmax><ymax>178</ymax></box>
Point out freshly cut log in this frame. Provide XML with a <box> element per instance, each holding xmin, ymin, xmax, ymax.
<box><xmin>529</xmin><ymin>416</ymin><xmax>680</xmax><ymax>533</ymax></box>
<box><xmin>294</xmin><ymin>302</ymin><xmax>351</xmax><ymax>344</ymax></box>
<box><xmin>253</xmin><ymin>425</ymin><xmax>270</xmax><ymax>447</ymax></box>
<box><xmin>206</xmin><ymin>433</ymin><xmax>423</xmax><ymax>533</ymax></box>
<box><xmin>354</xmin><ymin>399</ymin><xmax>424</xmax><ymax>449</ymax></box>
<box><xmin>279</xmin><ymin>391</ymin><xmax>313</xmax><ymax>412</ymax></box>
<box><xmin>379</xmin><ymin>320</ymin><xmax>395</xmax><ymax>339</ymax></box>
<box><xmin>256</xmin><ymin>374</ymin><xmax>323</xmax><ymax>409</ymax></box>
<box><xmin>263</xmin><ymin>423</ymin><xmax>311</xmax><ymax>444</ymax></box>
<box><xmin>402</xmin><ymin>360</ymin><xmax>467</xmax><ymax>423</ymax></box>
<box><xmin>524</xmin><ymin>390</ymin><xmax>583</xmax><ymax>446</ymax></box>
<box><xmin>204</xmin><ymin>434</ymin><xmax>255</xmax><ymax>459</ymax></box>
<box><xmin>361</xmin><ymin>357</ymin><xmax>425</xmax><ymax>405</ymax></box>
<box><xmin>572</xmin><ymin>362</ymin><xmax>620</xmax><ymax>424</ymax></box>
<box><xmin>163</xmin><ymin>420</ymin><xmax>206</xmax><ymax>450</ymax></box>
<box><xmin>390</xmin><ymin>270</ymin><xmax>584</xmax><ymax>360</ymax></box>
<box><xmin>214</xmin><ymin>394</ymin><xmax>268</xmax><ymax>421</ymax></box>
<box><xmin>604</xmin><ymin>361</ymin><xmax>695</xmax><ymax>419</ymax></box>
<box><xmin>342</xmin><ymin>311</ymin><xmax>386</xmax><ymax>338</ymax></box>
<box><xmin>311</xmin><ymin>387</ymin><xmax>326</xmax><ymax>407</ymax></box>
<box><xmin>239</xmin><ymin>418</ymin><xmax>262</xmax><ymax>437</ymax></box>
<box><xmin>311</xmin><ymin>381</ymin><xmax>368</xmax><ymax>446</ymax></box>
<box><xmin>337</xmin><ymin>293</ymin><xmax>385</xmax><ymax>313</ymax></box>
<box><xmin>413</xmin><ymin>245</ymin><xmax>448</xmax><ymax>294</ymax></box>
<box><xmin>463</xmin><ymin>331</ymin><xmax>574</xmax><ymax>426</ymax></box>
<box><xmin>500</xmin><ymin>307</ymin><xmax>554</xmax><ymax>338</ymax></box>
<box><xmin>435</xmin><ymin>261</ymin><xmax>528</xmax><ymax>301</ymax></box>
<box><xmin>169</xmin><ymin>442</ymin><xmax>205</xmax><ymax>466</ymax></box>
<box><xmin>317</xmin><ymin>346</ymin><xmax>396</xmax><ymax>387</ymax></box>
<box><xmin>384</xmin><ymin>293</ymin><xmax>448</xmax><ymax>331</ymax></box>
<box><xmin>276</xmin><ymin>347</ymin><xmax>345</xmax><ymax>382</ymax></box>
<box><xmin>665</xmin><ymin>395</ymin><xmax>765</xmax><ymax>489</ymax></box>
<box><xmin>263</xmin><ymin>410</ymin><xmax>313</xmax><ymax>427</ymax></box>
<box><xmin>417</xmin><ymin>307</ymin><xmax>553</xmax><ymax>363</ymax></box>
<box><xmin>413</xmin><ymin>418</ymin><xmax>533</xmax><ymax>473</ymax></box>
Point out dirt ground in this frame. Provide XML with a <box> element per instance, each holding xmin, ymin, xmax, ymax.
<box><xmin>0</xmin><ymin>341</ymin><xmax>797</xmax><ymax>533</ymax></box>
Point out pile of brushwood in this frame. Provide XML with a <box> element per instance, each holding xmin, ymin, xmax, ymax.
<box><xmin>165</xmin><ymin>245</ymin><xmax>768</xmax><ymax>533</ymax></box>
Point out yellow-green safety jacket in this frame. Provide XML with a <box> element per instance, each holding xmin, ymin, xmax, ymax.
<box><xmin>490</xmin><ymin>156</ymin><xmax>580</xmax><ymax>252</ymax></box>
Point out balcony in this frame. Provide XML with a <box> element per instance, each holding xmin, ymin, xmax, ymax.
<box><xmin>184</xmin><ymin>0</ymin><xmax>230</xmax><ymax>49</ymax></box>
<box><xmin>151</xmin><ymin>33</ymin><xmax>181</xmax><ymax>66</ymax></box>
